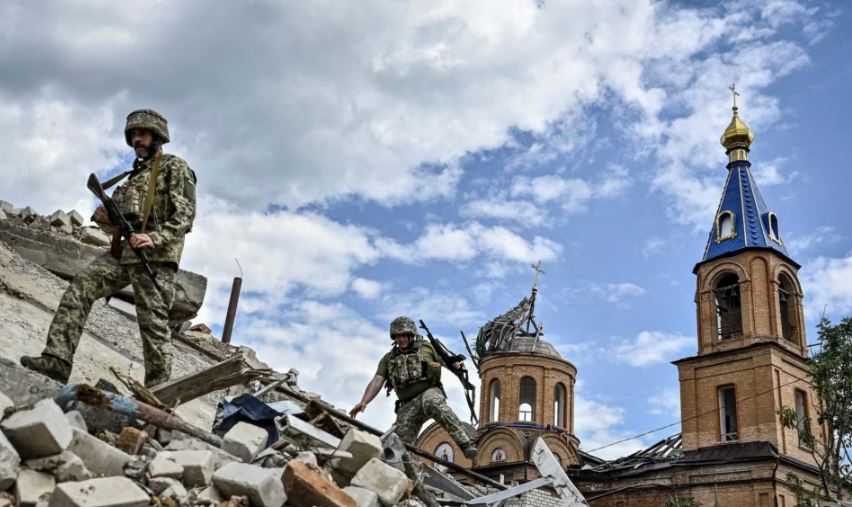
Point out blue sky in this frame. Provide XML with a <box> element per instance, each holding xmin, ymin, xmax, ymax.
<box><xmin>1</xmin><ymin>1</ymin><xmax>850</xmax><ymax>459</ymax></box>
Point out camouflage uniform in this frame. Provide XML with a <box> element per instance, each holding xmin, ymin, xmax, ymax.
<box><xmin>378</xmin><ymin>317</ymin><xmax>476</xmax><ymax>456</ymax></box>
<box><xmin>23</xmin><ymin>110</ymin><xmax>196</xmax><ymax>387</ymax></box>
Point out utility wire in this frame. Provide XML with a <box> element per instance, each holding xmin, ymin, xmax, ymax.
<box><xmin>586</xmin><ymin>370</ymin><xmax>816</xmax><ymax>454</ymax></box>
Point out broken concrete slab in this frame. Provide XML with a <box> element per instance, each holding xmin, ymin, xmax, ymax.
<box><xmin>283</xmin><ymin>459</ymin><xmax>357</xmax><ymax>507</ymax></box>
<box><xmin>18</xmin><ymin>207</ymin><xmax>37</xmax><ymax>223</ymax></box>
<box><xmin>343</xmin><ymin>486</ymin><xmax>380</xmax><ymax>507</ymax></box>
<box><xmin>195</xmin><ymin>485</ymin><xmax>225</xmax><ymax>505</ymax></box>
<box><xmin>66</xmin><ymin>428</ymin><xmax>132</xmax><ymax>478</ymax></box>
<box><xmin>148</xmin><ymin>455</ymin><xmax>183</xmax><ymax>479</ymax></box>
<box><xmin>15</xmin><ymin>469</ymin><xmax>55</xmax><ymax>507</ymax></box>
<box><xmin>67</xmin><ymin>211</ymin><xmax>84</xmax><ymax>228</ymax></box>
<box><xmin>223</xmin><ymin>422</ymin><xmax>268</xmax><ymax>462</ymax></box>
<box><xmin>165</xmin><ymin>437</ymin><xmax>234</xmax><ymax>470</ymax></box>
<box><xmin>77</xmin><ymin>227</ymin><xmax>110</xmax><ymax>247</ymax></box>
<box><xmin>146</xmin><ymin>477</ymin><xmax>181</xmax><ymax>496</ymax></box>
<box><xmin>161</xmin><ymin>480</ymin><xmax>188</xmax><ymax>503</ymax></box>
<box><xmin>24</xmin><ymin>452</ymin><xmax>92</xmax><ymax>483</ymax></box>
<box><xmin>212</xmin><ymin>462</ymin><xmax>285</xmax><ymax>507</ymax></box>
<box><xmin>48</xmin><ymin>211</ymin><xmax>70</xmax><ymax>228</ymax></box>
<box><xmin>50</xmin><ymin>477</ymin><xmax>150</xmax><ymax>507</ymax></box>
<box><xmin>1</xmin><ymin>399</ymin><xmax>72</xmax><ymax>459</ymax></box>
<box><xmin>350</xmin><ymin>458</ymin><xmax>409</xmax><ymax>507</ymax></box>
<box><xmin>331</xmin><ymin>428</ymin><xmax>382</xmax><ymax>478</ymax></box>
<box><xmin>0</xmin><ymin>210</ymin><xmax>6</xmax><ymax>221</ymax></box>
<box><xmin>0</xmin><ymin>360</ymin><xmax>61</xmax><ymax>408</ymax></box>
<box><xmin>63</xmin><ymin>412</ymin><xmax>87</xmax><ymax>433</ymax></box>
<box><xmin>0</xmin><ymin>431</ymin><xmax>21</xmax><ymax>491</ymax></box>
<box><xmin>155</xmin><ymin>450</ymin><xmax>215</xmax><ymax>487</ymax></box>
<box><xmin>0</xmin><ymin>201</ymin><xmax>13</xmax><ymax>214</ymax></box>
<box><xmin>0</xmin><ymin>390</ymin><xmax>12</xmax><ymax>422</ymax></box>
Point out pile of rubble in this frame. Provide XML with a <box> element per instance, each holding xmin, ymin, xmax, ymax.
<box><xmin>0</xmin><ymin>200</ymin><xmax>111</xmax><ymax>248</ymax></box>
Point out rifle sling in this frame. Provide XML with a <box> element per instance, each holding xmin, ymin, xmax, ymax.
<box><xmin>140</xmin><ymin>153</ymin><xmax>161</xmax><ymax>233</ymax></box>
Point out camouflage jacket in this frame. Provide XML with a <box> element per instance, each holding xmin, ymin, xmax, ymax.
<box><xmin>105</xmin><ymin>153</ymin><xmax>197</xmax><ymax>266</ymax></box>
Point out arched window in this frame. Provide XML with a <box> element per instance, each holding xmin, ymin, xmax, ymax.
<box><xmin>554</xmin><ymin>383</ymin><xmax>566</xmax><ymax>428</ymax></box>
<box><xmin>519</xmin><ymin>376</ymin><xmax>536</xmax><ymax>422</ymax></box>
<box><xmin>435</xmin><ymin>443</ymin><xmax>454</xmax><ymax>463</ymax></box>
<box><xmin>714</xmin><ymin>273</ymin><xmax>743</xmax><ymax>340</ymax></box>
<box><xmin>491</xmin><ymin>448</ymin><xmax>506</xmax><ymax>463</ymax></box>
<box><xmin>779</xmin><ymin>274</ymin><xmax>799</xmax><ymax>342</ymax></box>
<box><xmin>767</xmin><ymin>212</ymin><xmax>782</xmax><ymax>243</ymax></box>
<box><xmin>489</xmin><ymin>379</ymin><xmax>501</xmax><ymax>423</ymax></box>
<box><xmin>717</xmin><ymin>211</ymin><xmax>736</xmax><ymax>241</ymax></box>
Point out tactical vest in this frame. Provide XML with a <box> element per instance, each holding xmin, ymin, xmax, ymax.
<box><xmin>387</xmin><ymin>339</ymin><xmax>440</xmax><ymax>391</ymax></box>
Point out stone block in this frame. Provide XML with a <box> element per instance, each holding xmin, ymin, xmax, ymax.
<box><xmin>66</xmin><ymin>429</ymin><xmax>131</xmax><ymax>477</ymax></box>
<box><xmin>350</xmin><ymin>458</ymin><xmax>408</xmax><ymax>507</ymax></box>
<box><xmin>148</xmin><ymin>455</ymin><xmax>183</xmax><ymax>479</ymax></box>
<box><xmin>114</xmin><ymin>428</ymin><xmax>147</xmax><ymax>455</ymax></box>
<box><xmin>64</xmin><ymin>412</ymin><xmax>87</xmax><ymax>433</ymax></box>
<box><xmin>283</xmin><ymin>460</ymin><xmax>356</xmax><ymax>507</ymax></box>
<box><xmin>330</xmin><ymin>429</ymin><xmax>382</xmax><ymax>477</ymax></box>
<box><xmin>18</xmin><ymin>207</ymin><xmax>37</xmax><ymax>222</ymax></box>
<box><xmin>67</xmin><ymin>211</ymin><xmax>84</xmax><ymax>227</ymax></box>
<box><xmin>15</xmin><ymin>469</ymin><xmax>55</xmax><ymax>507</ymax></box>
<box><xmin>0</xmin><ymin>391</ymin><xmax>12</xmax><ymax>422</ymax></box>
<box><xmin>1</xmin><ymin>399</ymin><xmax>72</xmax><ymax>459</ymax></box>
<box><xmin>195</xmin><ymin>485</ymin><xmax>225</xmax><ymax>506</ymax></box>
<box><xmin>78</xmin><ymin>227</ymin><xmax>110</xmax><ymax>247</ymax></box>
<box><xmin>223</xmin><ymin>422</ymin><xmax>268</xmax><ymax>462</ymax></box>
<box><xmin>0</xmin><ymin>431</ymin><xmax>21</xmax><ymax>491</ymax></box>
<box><xmin>161</xmin><ymin>480</ymin><xmax>188</xmax><ymax>503</ymax></box>
<box><xmin>0</xmin><ymin>201</ymin><xmax>13</xmax><ymax>213</ymax></box>
<box><xmin>146</xmin><ymin>477</ymin><xmax>180</xmax><ymax>496</ymax></box>
<box><xmin>24</xmin><ymin>452</ymin><xmax>92</xmax><ymax>482</ymax></box>
<box><xmin>212</xmin><ymin>462</ymin><xmax>285</xmax><ymax>507</ymax></box>
<box><xmin>0</xmin><ymin>210</ymin><xmax>6</xmax><ymax>221</ymax></box>
<box><xmin>343</xmin><ymin>487</ymin><xmax>380</xmax><ymax>507</ymax></box>
<box><xmin>48</xmin><ymin>211</ymin><xmax>70</xmax><ymax>228</ymax></box>
<box><xmin>49</xmin><ymin>477</ymin><xmax>149</xmax><ymax>507</ymax></box>
<box><xmin>156</xmin><ymin>450</ymin><xmax>214</xmax><ymax>487</ymax></box>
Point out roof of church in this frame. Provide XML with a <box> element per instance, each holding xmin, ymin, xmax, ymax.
<box><xmin>697</xmin><ymin>104</ymin><xmax>798</xmax><ymax>271</ymax></box>
<box><xmin>500</xmin><ymin>335</ymin><xmax>561</xmax><ymax>358</ymax></box>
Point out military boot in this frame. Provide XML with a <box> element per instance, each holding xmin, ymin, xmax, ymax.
<box><xmin>461</xmin><ymin>442</ymin><xmax>479</xmax><ymax>460</ymax></box>
<box><xmin>20</xmin><ymin>355</ymin><xmax>71</xmax><ymax>384</ymax></box>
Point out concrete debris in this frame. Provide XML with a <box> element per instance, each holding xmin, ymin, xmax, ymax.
<box><xmin>78</xmin><ymin>227</ymin><xmax>110</xmax><ymax>247</ymax></box>
<box><xmin>0</xmin><ymin>200</ymin><xmax>13</xmax><ymax>213</ymax></box>
<box><xmin>148</xmin><ymin>455</ymin><xmax>184</xmax><ymax>479</ymax></box>
<box><xmin>331</xmin><ymin>428</ymin><xmax>382</xmax><ymax>478</ymax></box>
<box><xmin>14</xmin><ymin>469</ymin><xmax>54</xmax><ymax>507</ymax></box>
<box><xmin>195</xmin><ymin>485</ymin><xmax>225</xmax><ymax>506</ymax></box>
<box><xmin>343</xmin><ymin>486</ymin><xmax>380</xmax><ymax>507</ymax></box>
<box><xmin>146</xmin><ymin>476</ymin><xmax>180</xmax><ymax>496</ymax></box>
<box><xmin>67</xmin><ymin>211</ymin><xmax>84</xmax><ymax>228</ymax></box>
<box><xmin>24</xmin><ymin>452</ymin><xmax>92</xmax><ymax>483</ymax></box>
<box><xmin>223</xmin><ymin>422</ymin><xmax>268</xmax><ymax>462</ymax></box>
<box><xmin>50</xmin><ymin>477</ymin><xmax>149</xmax><ymax>507</ymax></box>
<box><xmin>156</xmin><ymin>450</ymin><xmax>214</xmax><ymax>487</ymax></box>
<box><xmin>212</xmin><ymin>462</ymin><xmax>286</xmax><ymax>507</ymax></box>
<box><xmin>350</xmin><ymin>458</ymin><xmax>410</xmax><ymax>507</ymax></box>
<box><xmin>0</xmin><ymin>431</ymin><xmax>21</xmax><ymax>491</ymax></box>
<box><xmin>63</xmin><ymin>412</ymin><xmax>87</xmax><ymax>433</ymax></box>
<box><xmin>48</xmin><ymin>211</ymin><xmax>70</xmax><ymax>228</ymax></box>
<box><xmin>0</xmin><ymin>210</ymin><xmax>6</xmax><ymax>221</ymax></box>
<box><xmin>1</xmin><ymin>399</ymin><xmax>72</xmax><ymax>459</ymax></box>
<box><xmin>66</xmin><ymin>428</ymin><xmax>132</xmax><ymax>478</ymax></box>
<box><xmin>0</xmin><ymin>391</ymin><xmax>12</xmax><ymax>422</ymax></box>
<box><xmin>18</xmin><ymin>207</ymin><xmax>37</xmax><ymax>223</ymax></box>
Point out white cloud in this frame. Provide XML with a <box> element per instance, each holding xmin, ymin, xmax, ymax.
<box><xmin>785</xmin><ymin>226</ymin><xmax>840</xmax><ymax>256</ymax></box>
<box><xmin>649</xmin><ymin>386</ymin><xmax>681</xmax><ymax>419</ymax></box>
<box><xmin>590</xmin><ymin>282</ymin><xmax>646</xmax><ymax>304</ymax></box>
<box><xmin>461</xmin><ymin>199</ymin><xmax>548</xmax><ymax>227</ymax></box>
<box><xmin>510</xmin><ymin>166</ymin><xmax>631</xmax><ymax>214</ymax></box>
<box><xmin>376</xmin><ymin>287</ymin><xmax>483</xmax><ymax>329</ymax></box>
<box><xmin>614</xmin><ymin>331</ymin><xmax>694</xmax><ymax>367</ymax></box>
<box><xmin>351</xmin><ymin>278</ymin><xmax>385</xmax><ymax>299</ymax></box>
<box><xmin>800</xmin><ymin>254</ymin><xmax>852</xmax><ymax>320</ymax></box>
<box><xmin>642</xmin><ymin>237</ymin><xmax>667</xmax><ymax>258</ymax></box>
<box><xmin>575</xmin><ymin>394</ymin><xmax>649</xmax><ymax>460</ymax></box>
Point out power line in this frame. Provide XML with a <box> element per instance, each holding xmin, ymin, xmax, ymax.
<box><xmin>585</xmin><ymin>370</ymin><xmax>815</xmax><ymax>454</ymax></box>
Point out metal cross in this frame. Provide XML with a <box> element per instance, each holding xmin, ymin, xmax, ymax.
<box><xmin>531</xmin><ymin>260</ymin><xmax>545</xmax><ymax>289</ymax></box>
<box><xmin>729</xmin><ymin>83</ymin><xmax>740</xmax><ymax>108</ymax></box>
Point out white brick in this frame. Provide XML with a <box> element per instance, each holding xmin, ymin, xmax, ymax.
<box><xmin>15</xmin><ymin>469</ymin><xmax>55</xmax><ymax>507</ymax></box>
<box><xmin>0</xmin><ymin>431</ymin><xmax>21</xmax><ymax>491</ymax></box>
<box><xmin>222</xmin><ymin>422</ymin><xmax>268</xmax><ymax>462</ymax></box>
<box><xmin>66</xmin><ymin>429</ymin><xmax>131</xmax><ymax>477</ymax></box>
<box><xmin>343</xmin><ymin>486</ymin><xmax>380</xmax><ymax>507</ymax></box>
<box><xmin>49</xmin><ymin>477</ymin><xmax>149</xmax><ymax>507</ymax></box>
<box><xmin>1</xmin><ymin>399</ymin><xmax>72</xmax><ymax>459</ymax></box>
<box><xmin>212</xmin><ymin>462</ymin><xmax>286</xmax><ymax>507</ymax></box>
<box><xmin>350</xmin><ymin>458</ymin><xmax>408</xmax><ymax>507</ymax></box>
<box><xmin>148</xmin><ymin>455</ymin><xmax>183</xmax><ymax>479</ymax></box>
<box><xmin>156</xmin><ymin>450</ymin><xmax>214</xmax><ymax>487</ymax></box>
<box><xmin>24</xmin><ymin>452</ymin><xmax>92</xmax><ymax>482</ymax></box>
<box><xmin>331</xmin><ymin>429</ymin><xmax>382</xmax><ymax>477</ymax></box>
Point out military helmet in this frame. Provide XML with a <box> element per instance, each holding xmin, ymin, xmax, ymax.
<box><xmin>389</xmin><ymin>316</ymin><xmax>417</xmax><ymax>339</ymax></box>
<box><xmin>124</xmin><ymin>109</ymin><xmax>170</xmax><ymax>146</ymax></box>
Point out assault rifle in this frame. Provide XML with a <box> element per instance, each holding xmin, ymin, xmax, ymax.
<box><xmin>86</xmin><ymin>173</ymin><xmax>160</xmax><ymax>290</ymax></box>
<box><xmin>419</xmin><ymin>320</ymin><xmax>479</xmax><ymax>425</ymax></box>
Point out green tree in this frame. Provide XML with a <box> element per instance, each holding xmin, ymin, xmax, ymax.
<box><xmin>779</xmin><ymin>316</ymin><xmax>852</xmax><ymax>503</ymax></box>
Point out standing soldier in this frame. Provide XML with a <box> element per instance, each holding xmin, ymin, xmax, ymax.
<box><xmin>21</xmin><ymin>109</ymin><xmax>197</xmax><ymax>388</ymax></box>
<box><xmin>350</xmin><ymin>316</ymin><xmax>479</xmax><ymax>459</ymax></box>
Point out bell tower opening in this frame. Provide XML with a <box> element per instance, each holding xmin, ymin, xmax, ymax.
<box><xmin>489</xmin><ymin>379</ymin><xmax>501</xmax><ymax>423</ymax></box>
<box><xmin>519</xmin><ymin>376</ymin><xmax>536</xmax><ymax>422</ymax></box>
<box><xmin>714</xmin><ymin>273</ymin><xmax>743</xmax><ymax>340</ymax></box>
<box><xmin>778</xmin><ymin>274</ymin><xmax>799</xmax><ymax>343</ymax></box>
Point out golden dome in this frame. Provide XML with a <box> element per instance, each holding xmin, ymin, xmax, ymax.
<box><xmin>720</xmin><ymin>106</ymin><xmax>755</xmax><ymax>152</ymax></box>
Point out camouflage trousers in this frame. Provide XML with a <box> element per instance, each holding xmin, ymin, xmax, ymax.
<box><xmin>42</xmin><ymin>251</ymin><xmax>177</xmax><ymax>386</ymax></box>
<box><xmin>395</xmin><ymin>387</ymin><xmax>472</xmax><ymax>448</ymax></box>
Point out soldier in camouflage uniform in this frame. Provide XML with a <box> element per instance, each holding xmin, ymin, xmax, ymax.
<box><xmin>350</xmin><ymin>316</ymin><xmax>479</xmax><ymax>459</ymax></box>
<box><xmin>21</xmin><ymin>109</ymin><xmax>197</xmax><ymax>388</ymax></box>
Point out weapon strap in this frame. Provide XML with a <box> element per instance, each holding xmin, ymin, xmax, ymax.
<box><xmin>101</xmin><ymin>170</ymin><xmax>132</xmax><ymax>190</ymax></box>
<box><xmin>140</xmin><ymin>153</ymin><xmax>161</xmax><ymax>233</ymax></box>
<box><xmin>110</xmin><ymin>229</ymin><xmax>122</xmax><ymax>259</ymax></box>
